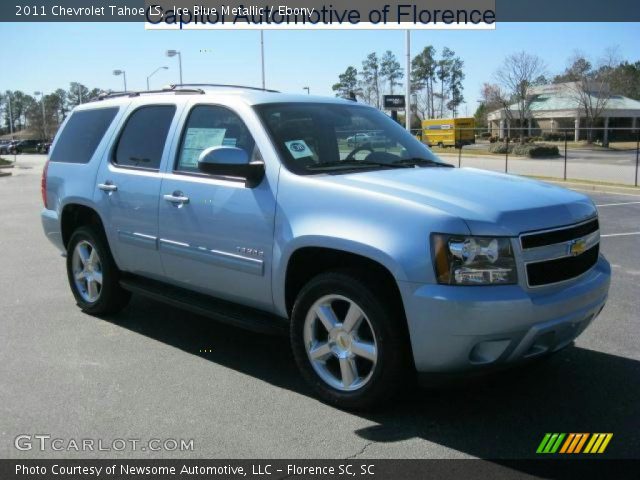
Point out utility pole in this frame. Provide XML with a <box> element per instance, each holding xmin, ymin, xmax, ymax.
<box><xmin>34</xmin><ymin>91</ymin><xmax>47</xmax><ymax>139</ymax></box>
<box><xmin>7</xmin><ymin>93</ymin><xmax>14</xmax><ymax>136</ymax></box>
<box><xmin>405</xmin><ymin>30</ymin><xmax>411</xmax><ymax>132</ymax></box>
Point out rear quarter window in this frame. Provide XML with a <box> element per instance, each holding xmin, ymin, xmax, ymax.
<box><xmin>113</xmin><ymin>105</ymin><xmax>176</xmax><ymax>170</ymax></box>
<box><xmin>49</xmin><ymin>107</ymin><xmax>119</xmax><ymax>164</ymax></box>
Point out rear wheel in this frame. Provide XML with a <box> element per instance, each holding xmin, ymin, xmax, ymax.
<box><xmin>290</xmin><ymin>271</ymin><xmax>410</xmax><ymax>410</ymax></box>
<box><xmin>66</xmin><ymin>226</ymin><xmax>130</xmax><ymax>315</ymax></box>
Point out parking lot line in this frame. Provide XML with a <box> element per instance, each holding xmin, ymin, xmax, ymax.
<box><xmin>596</xmin><ymin>201</ymin><xmax>640</xmax><ymax>207</ymax></box>
<box><xmin>600</xmin><ymin>232</ymin><xmax>640</xmax><ymax>238</ymax></box>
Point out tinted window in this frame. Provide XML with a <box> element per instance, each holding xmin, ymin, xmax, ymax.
<box><xmin>49</xmin><ymin>108</ymin><xmax>118</xmax><ymax>163</ymax></box>
<box><xmin>114</xmin><ymin>105</ymin><xmax>176</xmax><ymax>170</ymax></box>
<box><xmin>255</xmin><ymin>103</ymin><xmax>444</xmax><ymax>175</ymax></box>
<box><xmin>176</xmin><ymin>105</ymin><xmax>256</xmax><ymax>173</ymax></box>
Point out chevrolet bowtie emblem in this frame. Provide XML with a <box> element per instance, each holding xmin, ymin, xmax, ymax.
<box><xmin>569</xmin><ymin>238</ymin><xmax>587</xmax><ymax>256</ymax></box>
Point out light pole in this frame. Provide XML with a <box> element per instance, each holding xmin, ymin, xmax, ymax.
<box><xmin>147</xmin><ymin>66</ymin><xmax>168</xmax><ymax>90</ymax></box>
<box><xmin>260</xmin><ymin>31</ymin><xmax>265</xmax><ymax>89</ymax></box>
<box><xmin>405</xmin><ymin>30</ymin><xmax>411</xmax><ymax>132</ymax></box>
<box><xmin>113</xmin><ymin>70</ymin><xmax>127</xmax><ymax>91</ymax></box>
<box><xmin>166</xmin><ymin>50</ymin><xmax>183</xmax><ymax>84</ymax></box>
<box><xmin>34</xmin><ymin>91</ymin><xmax>47</xmax><ymax>139</ymax></box>
<box><xmin>303</xmin><ymin>87</ymin><xmax>310</xmax><ymax>95</ymax></box>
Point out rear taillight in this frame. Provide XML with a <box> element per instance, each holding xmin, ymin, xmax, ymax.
<box><xmin>41</xmin><ymin>160</ymin><xmax>49</xmax><ymax>208</ymax></box>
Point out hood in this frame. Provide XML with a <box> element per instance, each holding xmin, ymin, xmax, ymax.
<box><xmin>319</xmin><ymin>167</ymin><xmax>596</xmax><ymax>236</ymax></box>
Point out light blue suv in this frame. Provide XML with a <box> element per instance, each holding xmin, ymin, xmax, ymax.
<box><xmin>41</xmin><ymin>85</ymin><xmax>610</xmax><ymax>409</ymax></box>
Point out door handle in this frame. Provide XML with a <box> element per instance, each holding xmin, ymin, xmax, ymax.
<box><xmin>98</xmin><ymin>182</ymin><xmax>118</xmax><ymax>192</ymax></box>
<box><xmin>163</xmin><ymin>192</ymin><xmax>190</xmax><ymax>205</ymax></box>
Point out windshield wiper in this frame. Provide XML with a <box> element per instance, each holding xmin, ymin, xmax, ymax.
<box><xmin>307</xmin><ymin>160</ymin><xmax>411</xmax><ymax>170</ymax></box>
<box><xmin>392</xmin><ymin>158</ymin><xmax>454</xmax><ymax>168</ymax></box>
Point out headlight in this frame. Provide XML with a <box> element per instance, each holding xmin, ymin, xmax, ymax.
<box><xmin>431</xmin><ymin>234</ymin><xmax>517</xmax><ymax>285</ymax></box>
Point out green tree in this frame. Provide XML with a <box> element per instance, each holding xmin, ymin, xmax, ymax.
<box><xmin>608</xmin><ymin>61</ymin><xmax>640</xmax><ymax>100</ymax></box>
<box><xmin>411</xmin><ymin>46</ymin><xmax>437</xmax><ymax>118</ymax></box>
<box><xmin>67</xmin><ymin>82</ymin><xmax>90</xmax><ymax>108</ymax></box>
<box><xmin>436</xmin><ymin>47</ymin><xmax>455</xmax><ymax>117</ymax></box>
<box><xmin>360</xmin><ymin>52</ymin><xmax>381</xmax><ymax>108</ymax></box>
<box><xmin>447</xmin><ymin>57</ymin><xmax>465</xmax><ymax>118</ymax></box>
<box><xmin>380</xmin><ymin>50</ymin><xmax>403</xmax><ymax>95</ymax></box>
<box><xmin>332</xmin><ymin>66</ymin><xmax>360</xmax><ymax>99</ymax></box>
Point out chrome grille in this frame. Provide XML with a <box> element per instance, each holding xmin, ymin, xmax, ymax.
<box><xmin>520</xmin><ymin>217</ymin><xmax>600</xmax><ymax>287</ymax></box>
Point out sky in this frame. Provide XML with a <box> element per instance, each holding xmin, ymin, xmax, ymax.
<box><xmin>1</xmin><ymin>22</ymin><xmax>639</xmax><ymax>113</ymax></box>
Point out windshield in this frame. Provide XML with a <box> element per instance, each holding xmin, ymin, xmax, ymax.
<box><xmin>255</xmin><ymin>102</ymin><xmax>448</xmax><ymax>175</ymax></box>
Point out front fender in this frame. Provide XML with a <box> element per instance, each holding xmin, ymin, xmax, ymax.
<box><xmin>272</xmin><ymin>235</ymin><xmax>404</xmax><ymax>316</ymax></box>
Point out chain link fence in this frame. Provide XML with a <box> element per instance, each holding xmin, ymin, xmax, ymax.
<box><xmin>410</xmin><ymin>127</ymin><xmax>640</xmax><ymax>187</ymax></box>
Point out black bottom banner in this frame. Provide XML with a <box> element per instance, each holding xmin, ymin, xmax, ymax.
<box><xmin>1</xmin><ymin>459</ymin><xmax>639</xmax><ymax>480</ymax></box>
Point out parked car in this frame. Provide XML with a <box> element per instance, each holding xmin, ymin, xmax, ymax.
<box><xmin>37</xmin><ymin>141</ymin><xmax>52</xmax><ymax>154</ymax></box>
<box><xmin>3</xmin><ymin>139</ymin><xmax>41</xmax><ymax>154</ymax></box>
<box><xmin>345</xmin><ymin>132</ymin><xmax>391</xmax><ymax>148</ymax></box>
<box><xmin>0</xmin><ymin>140</ymin><xmax>18</xmax><ymax>154</ymax></box>
<box><xmin>41</xmin><ymin>86</ymin><xmax>610</xmax><ymax>410</ymax></box>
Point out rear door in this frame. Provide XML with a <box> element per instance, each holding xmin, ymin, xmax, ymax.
<box><xmin>94</xmin><ymin>103</ymin><xmax>181</xmax><ymax>279</ymax></box>
<box><xmin>157</xmin><ymin>103</ymin><xmax>277</xmax><ymax>311</ymax></box>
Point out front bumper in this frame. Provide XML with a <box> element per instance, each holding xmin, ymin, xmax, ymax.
<box><xmin>399</xmin><ymin>255</ymin><xmax>611</xmax><ymax>372</ymax></box>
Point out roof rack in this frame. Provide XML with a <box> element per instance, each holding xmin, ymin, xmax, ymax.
<box><xmin>91</xmin><ymin>83</ymin><xmax>278</xmax><ymax>102</ymax></box>
<box><xmin>170</xmin><ymin>83</ymin><xmax>280</xmax><ymax>93</ymax></box>
<box><xmin>93</xmin><ymin>86</ymin><xmax>205</xmax><ymax>102</ymax></box>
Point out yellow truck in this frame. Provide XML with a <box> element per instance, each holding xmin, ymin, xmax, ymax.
<box><xmin>420</xmin><ymin>117</ymin><xmax>475</xmax><ymax>148</ymax></box>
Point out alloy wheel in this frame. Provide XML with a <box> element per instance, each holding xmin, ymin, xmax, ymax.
<box><xmin>303</xmin><ymin>294</ymin><xmax>378</xmax><ymax>391</ymax></box>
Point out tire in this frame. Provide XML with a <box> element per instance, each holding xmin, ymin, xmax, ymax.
<box><xmin>290</xmin><ymin>271</ymin><xmax>410</xmax><ymax>410</ymax></box>
<box><xmin>66</xmin><ymin>226</ymin><xmax>131</xmax><ymax>315</ymax></box>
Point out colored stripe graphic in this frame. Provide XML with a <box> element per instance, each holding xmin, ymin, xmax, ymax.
<box><xmin>584</xmin><ymin>433</ymin><xmax>614</xmax><ymax>454</ymax></box>
<box><xmin>536</xmin><ymin>433</ymin><xmax>565</xmax><ymax>454</ymax></box>
<box><xmin>536</xmin><ymin>433</ymin><xmax>552</xmax><ymax>454</ymax></box>
<box><xmin>538</xmin><ymin>433</ymin><xmax>613</xmax><ymax>454</ymax></box>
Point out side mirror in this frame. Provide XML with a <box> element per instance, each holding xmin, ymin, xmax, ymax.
<box><xmin>197</xmin><ymin>146</ymin><xmax>265</xmax><ymax>188</ymax></box>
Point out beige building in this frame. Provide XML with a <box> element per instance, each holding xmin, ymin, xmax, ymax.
<box><xmin>487</xmin><ymin>83</ymin><xmax>640</xmax><ymax>144</ymax></box>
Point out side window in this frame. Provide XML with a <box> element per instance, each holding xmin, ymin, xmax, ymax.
<box><xmin>114</xmin><ymin>105</ymin><xmax>176</xmax><ymax>170</ymax></box>
<box><xmin>49</xmin><ymin>107</ymin><xmax>118</xmax><ymax>164</ymax></box>
<box><xmin>176</xmin><ymin>105</ymin><xmax>256</xmax><ymax>173</ymax></box>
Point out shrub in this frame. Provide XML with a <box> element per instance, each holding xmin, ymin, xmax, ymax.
<box><xmin>488</xmin><ymin>142</ymin><xmax>560</xmax><ymax>157</ymax></box>
<box><xmin>488</xmin><ymin>143</ymin><xmax>512</xmax><ymax>154</ymax></box>
<box><xmin>488</xmin><ymin>136</ymin><xmax>498</xmax><ymax>143</ymax></box>
<box><xmin>542</xmin><ymin>132</ymin><xmax>566</xmax><ymax>142</ymax></box>
<box><xmin>479</xmin><ymin>132</ymin><xmax>492</xmax><ymax>138</ymax></box>
<box><xmin>512</xmin><ymin>143</ymin><xmax>560</xmax><ymax>157</ymax></box>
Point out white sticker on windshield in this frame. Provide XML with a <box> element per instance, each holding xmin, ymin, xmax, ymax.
<box><xmin>285</xmin><ymin>140</ymin><xmax>313</xmax><ymax>159</ymax></box>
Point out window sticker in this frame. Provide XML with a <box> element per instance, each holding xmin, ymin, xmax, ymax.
<box><xmin>285</xmin><ymin>140</ymin><xmax>314</xmax><ymax>159</ymax></box>
<box><xmin>179</xmin><ymin>127</ymin><xmax>227</xmax><ymax>167</ymax></box>
<box><xmin>222</xmin><ymin>137</ymin><xmax>237</xmax><ymax>147</ymax></box>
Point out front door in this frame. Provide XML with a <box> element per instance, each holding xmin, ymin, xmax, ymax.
<box><xmin>158</xmin><ymin>104</ymin><xmax>276</xmax><ymax>311</ymax></box>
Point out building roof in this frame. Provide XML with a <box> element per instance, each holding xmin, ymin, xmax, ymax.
<box><xmin>487</xmin><ymin>83</ymin><xmax>640</xmax><ymax>120</ymax></box>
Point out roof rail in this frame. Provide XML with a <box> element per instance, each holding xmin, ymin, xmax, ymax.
<box><xmin>92</xmin><ymin>86</ymin><xmax>205</xmax><ymax>102</ymax></box>
<box><xmin>169</xmin><ymin>83</ymin><xmax>280</xmax><ymax>93</ymax></box>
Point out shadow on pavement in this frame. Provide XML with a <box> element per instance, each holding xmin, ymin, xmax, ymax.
<box><xmin>104</xmin><ymin>295</ymin><xmax>639</xmax><ymax>462</ymax></box>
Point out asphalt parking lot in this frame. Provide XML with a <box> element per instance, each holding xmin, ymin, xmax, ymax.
<box><xmin>1</xmin><ymin>155</ymin><xmax>639</xmax><ymax>463</ymax></box>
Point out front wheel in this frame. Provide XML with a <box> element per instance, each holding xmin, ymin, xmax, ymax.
<box><xmin>66</xmin><ymin>226</ymin><xmax>130</xmax><ymax>315</ymax></box>
<box><xmin>290</xmin><ymin>271</ymin><xmax>410</xmax><ymax>410</ymax></box>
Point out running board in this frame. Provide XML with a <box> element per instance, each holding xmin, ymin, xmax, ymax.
<box><xmin>119</xmin><ymin>276</ymin><xmax>288</xmax><ymax>336</ymax></box>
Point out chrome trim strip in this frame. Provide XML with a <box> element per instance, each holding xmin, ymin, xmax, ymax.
<box><xmin>117</xmin><ymin>231</ymin><xmax>158</xmax><ymax>249</ymax></box>
<box><xmin>521</xmin><ymin>230</ymin><xmax>600</xmax><ymax>264</ymax></box>
<box><xmin>159</xmin><ymin>239</ymin><xmax>264</xmax><ymax>276</ymax></box>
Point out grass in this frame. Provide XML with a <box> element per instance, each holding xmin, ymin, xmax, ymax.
<box><xmin>526</xmin><ymin>175</ymin><xmax>640</xmax><ymax>190</ymax></box>
<box><xmin>0</xmin><ymin>157</ymin><xmax>13</xmax><ymax>166</ymax></box>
